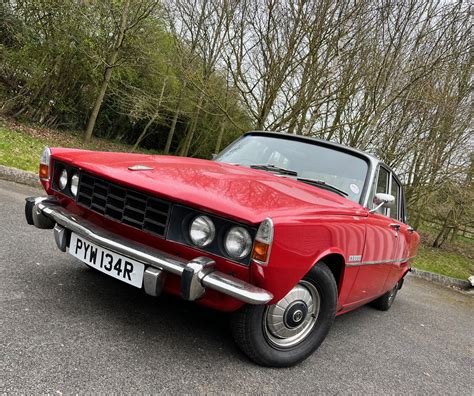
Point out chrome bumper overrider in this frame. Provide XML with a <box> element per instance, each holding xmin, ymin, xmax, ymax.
<box><xmin>25</xmin><ymin>196</ymin><xmax>273</xmax><ymax>305</ymax></box>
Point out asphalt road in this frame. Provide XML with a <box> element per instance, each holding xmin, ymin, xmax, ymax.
<box><xmin>1</xmin><ymin>179</ymin><xmax>472</xmax><ymax>394</ymax></box>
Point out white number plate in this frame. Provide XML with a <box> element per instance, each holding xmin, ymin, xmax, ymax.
<box><xmin>69</xmin><ymin>233</ymin><xmax>145</xmax><ymax>288</ymax></box>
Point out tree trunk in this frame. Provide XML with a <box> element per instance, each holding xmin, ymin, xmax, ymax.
<box><xmin>83</xmin><ymin>60</ymin><xmax>116</xmax><ymax>144</ymax></box>
<box><xmin>164</xmin><ymin>109</ymin><xmax>179</xmax><ymax>155</ymax></box>
<box><xmin>179</xmin><ymin>90</ymin><xmax>204</xmax><ymax>157</ymax></box>
<box><xmin>413</xmin><ymin>208</ymin><xmax>422</xmax><ymax>230</ymax></box>
<box><xmin>132</xmin><ymin>78</ymin><xmax>167</xmax><ymax>151</ymax></box>
<box><xmin>214</xmin><ymin>121</ymin><xmax>225</xmax><ymax>154</ymax></box>
<box><xmin>83</xmin><ymin>0</ymin><xmax>130</xmax><ymax>144</ymax></box>
<box><xmin>449</xmin><ymin>225</ymin><xmax>458</xmax><ymax>242</ymax></box>
<box><xmin>132</xmin><ymin>114</ymin><xmax>157</xmax><ymax>152</ymax></box>
<box><xmin>432</xmin><ymin>209</ymin><xmax>453</xmax><ymax>248</ymax></box>
<box><xmin>164</xmin><ymin>82</ymin><xmax>186</xmax><ymax>155</ymax></box>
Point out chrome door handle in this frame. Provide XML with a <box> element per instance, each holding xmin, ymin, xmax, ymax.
<box><xmin>407</xmin><ymin>226</ymin><xmax>415</xmax><ymax>233</ymax></box>
<box><xmin>389</xmin><ymin>223</ymin><xmax>401</xmax><ymax>231</ymax></box>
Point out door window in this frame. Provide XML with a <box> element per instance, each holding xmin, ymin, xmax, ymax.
<box><xmin>376</xmin><ymin>167</ymin><xmax>389</xmax><ymax>193</ymax></box>
<box><xmin>390</xmin><ymin>178</ymin><xmax>401</xmax><ymax>220</ymax></box>
<box><xmin>374</xmin><ymin>167</ymin><xmax>390</xmax><ymax>215</ymax></box>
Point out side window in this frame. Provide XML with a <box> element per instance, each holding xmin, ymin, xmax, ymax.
<box><xmin>402</xmin><ymin>190</ymin><xmax>407</xmax><ymax>223</ymax></box>
<box><xmin>390</xmin><ymin>178</ymin><xmax>401</xmax><ymax>220</ymax></box>
<box><xmin>376</xmin><ymin>168</ymin><xmax>389</xmax><ymax>194</ymax></box>
<box><xmin>374</xmin><ymin>167</ymin><xmax>390</xmax><ymax>215</ymax></box>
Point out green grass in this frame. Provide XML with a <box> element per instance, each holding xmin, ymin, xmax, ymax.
<box><xmin>0</xmin><ymin>119</ymin><xmax>160</xmax><ymax>173</ymax></box>
<box><xmin>414</xmin><ymin>245</ymin><xmax>473</xmax><ymax>280</ymax></box>
<box><xmin>0</xmin><ymin>127</ymin><xmax>49</xmax><ymax>172</ymax></box>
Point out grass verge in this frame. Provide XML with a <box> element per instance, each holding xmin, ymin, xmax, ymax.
<box><xmin>414</xmin><ymin>245</ymin><xmax>473</xmax><ymax>280</ymax></box>
<box><xmin>0</xmin><ymin>116</ymin><xmax>158</xmax><ymax>173</ymax></box>
<box><xmin>0</xmin><ymin>127</ymin><xmax>48</xmax><ymax>172</ymax></box>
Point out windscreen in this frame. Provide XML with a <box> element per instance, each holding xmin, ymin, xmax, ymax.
<box><xmin>215</xmin><ymin>135</ymin><xmax>369</xmax><ymax>203</ymax></box>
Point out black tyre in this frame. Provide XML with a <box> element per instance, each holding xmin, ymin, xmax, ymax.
<box><xmin>370</xmin><ymin>282</ymin><xmax>399</xmax><ymax>311</ymax></box>
<box><xmin>231</xmin><ymin>262</ymin><xmax>337</xmax><ymax>367</ymax></box>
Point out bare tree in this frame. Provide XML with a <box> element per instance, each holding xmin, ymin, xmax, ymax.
<box><xmin>83</xmin><ymin>0</ymin><xmax>160</xmax><ymax>144</ymax></box>
<box><xmin>164</xmin><ymin>0</ymin><xmax>236</xmax><ymax>156</ymax></box>
<box><xmin>226</xmin><ymin>0</ymin><xmax>311</xmax><ymax>129</ymax></box>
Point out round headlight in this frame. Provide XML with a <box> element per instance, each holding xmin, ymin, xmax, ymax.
<box><xmin>59</xmin><ymin>169</ymin><xmax>68</xmax><ymax>190</ymax></box>
<box><xmin>224</xmin><ymin>227</ymin><xmax>252</xmax><ymax>259</ymax></box>
<box><xmin>189</xmin><ymin>216</ymin><xmax>215</xmax><ymax>247</ymax></box>
<box><xmin>70</xmin><ymin>173</ymin><xmax>79</xmax><ymax>197</ymax></box>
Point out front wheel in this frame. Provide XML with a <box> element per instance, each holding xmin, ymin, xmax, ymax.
<box><xmin>231</xmin><ymin>263</ymin><xmax>337</xmax><ymax>367</ymax></box>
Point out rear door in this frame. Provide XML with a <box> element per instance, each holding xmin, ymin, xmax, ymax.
<box><xmin>383</xmin><ymin>176</ymin><xmax>411</xmax><ymax>289</ymax></box>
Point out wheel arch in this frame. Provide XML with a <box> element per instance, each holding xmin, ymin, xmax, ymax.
<box><xmin>314</xmin><ymin>252</ymin><xmax>346</xmax><ymax>296</ymax></box>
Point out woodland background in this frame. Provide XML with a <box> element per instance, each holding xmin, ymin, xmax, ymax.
<box><xmin>0</xmin><ymin>0</ymin><xmax>472</xmax><ymax>273</ymax></box>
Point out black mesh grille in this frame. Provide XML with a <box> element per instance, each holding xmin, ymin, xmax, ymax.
<box><xmin>77</xmin><ymin>172</ymin><xmax>171</xmax><ymax>237</ymax></box>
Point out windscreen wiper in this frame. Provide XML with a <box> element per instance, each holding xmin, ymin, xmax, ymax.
<box><xmin>296</xmin><ymin>178</ymin><xmax>348</xmax><ymax>197</ymax></box>
<box><xmin>250</xmin><ymin>165</ymin><xmax>348</xmax><ymax>197</ymax></box>
<box><xmin>250</xmin><ymin>164</ymin><xmax>298</xmax><ymax>176</ymax></box>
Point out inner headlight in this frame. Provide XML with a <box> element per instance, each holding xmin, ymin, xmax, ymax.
<box><xmin>189</xmin><ymin>216</ymin><xmax>215</xmax><ymax>247</ymax></box>
<box><xmin>59</xmin><ymin>169</ymin><xmax>68</xmax><ymax>190</ymax></box>
<box><xmin>224</xmin><ymin>226</ymin><xmax>252</xmax><ymax>259</ymax></box>
<box><xmin>70</xmin><ymin>173</ymin><xmax>79</xmax><ymax>197</ymax></box>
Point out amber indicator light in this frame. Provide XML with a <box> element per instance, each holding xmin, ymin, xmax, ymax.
<box><xmin>252</xmin><ymin>241</ymin><xmax>270</xmax><ymax>262</ymax></box>
<box><xmin>39</xmin><ymin>163</ymin><xmax>49</xmax><ymax>180</ymax></box>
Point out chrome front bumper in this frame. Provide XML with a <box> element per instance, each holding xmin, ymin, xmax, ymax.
<box><xmin>25</xmin><ymin>196</ymin><xmax>273</xmax><ymax>305</ymax></box>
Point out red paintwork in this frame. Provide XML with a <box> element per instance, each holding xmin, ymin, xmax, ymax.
<box><xmin>42</xmin><ymin>147</ymin><xmax>419</xmax><ymax>313</ymax></box>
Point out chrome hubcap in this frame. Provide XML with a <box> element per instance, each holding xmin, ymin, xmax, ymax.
<box><xmin>264</xmin><ymin>280</ymin><xmax>320</xmax><ymax>348</ymax></box>
<box><xmin>293</xmin><ymin>310</ymin><xmax>303</xmax><ymax>323</ymax></box>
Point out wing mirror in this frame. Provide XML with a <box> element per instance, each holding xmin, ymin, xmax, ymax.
<box><xmin>370</xmin><ymin>193</ymin><xmax>395</xmax><ymax>213</ymax></box>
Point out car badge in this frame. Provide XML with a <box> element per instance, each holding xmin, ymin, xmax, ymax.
<box><xmin>128</xmin><ymin>165</ymin><xmax>154</xmax><ymax>171</ymax></box>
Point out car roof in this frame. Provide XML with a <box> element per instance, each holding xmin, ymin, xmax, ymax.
<box><xmin>243</xmin><ymin>131</ymin><xmax>381</xmax><ymax>165</ymax></box>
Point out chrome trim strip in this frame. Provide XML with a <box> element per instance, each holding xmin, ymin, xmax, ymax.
<box><xmin>33</xmin><ymin>198</ymin><xmax>273</xmax><ymax>305</ymax></box>
<box><xmin>346</xmin><ymin>256</ymin><xmax>416</xmax><ymax>267</ymax></box>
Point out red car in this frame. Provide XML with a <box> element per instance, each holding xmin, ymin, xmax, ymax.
<box><xmin>25</xmin><ymin>131</ymin><xmax>419</xmax><ymax>367</ymax></box>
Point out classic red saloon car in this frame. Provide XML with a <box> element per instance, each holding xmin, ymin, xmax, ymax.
<box><xmin>25</xmin><ymin>131</ymin><xmax>419</xmax><ymax>366</ymax></box>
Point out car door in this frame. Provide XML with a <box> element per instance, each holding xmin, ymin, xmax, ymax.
<box><xmin>383</xmin><ymin>176</ymin><xmax>411</xmax><ymax>290</ymax></box>
<box><xmin>346</xmin><ymin>166</ymin><xmax>397</xmax><ymax>304</ymax></box>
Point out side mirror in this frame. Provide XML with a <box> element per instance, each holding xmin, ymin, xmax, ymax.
<box><xmin>211</xmin><ymin>153</ymin><xmax>217</xmax><ymax>160</ymax></box>
<box><xmin>370</xmin><ymin>193</ymin><xmax>395</xmax><ymax>213</ymax></box>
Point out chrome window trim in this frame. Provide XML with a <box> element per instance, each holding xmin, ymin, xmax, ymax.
<box><xmin>387</xmin><ymin>166</ymin><xmax>393</xmax><ymax>218</ymax></box>
<box><xmin>361</xmin><ymin>156</ymin><xmax>380</xmax><ymax>208</ymax></box>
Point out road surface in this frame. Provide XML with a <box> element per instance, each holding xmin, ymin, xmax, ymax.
<box><xmin>1</xmin><ymin>179</ymin><xmax>472</xmax><ymax>394</ymax></box>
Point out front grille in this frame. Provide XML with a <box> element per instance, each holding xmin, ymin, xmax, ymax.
<box><xmin>77</xmin><ymin>172</ymin><xmax>171</xmax><ymax>238</ymax></box>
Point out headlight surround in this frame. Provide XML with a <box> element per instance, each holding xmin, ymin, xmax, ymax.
<box><xmin>224</xmin><ymin>226</ymin><xmax>252</xmax><ymax>259</ymax></box>
<box><xmin>70</xmin><ymin>173</ymin><xmax>79</xmax><ymax>197</ymax></box>
<box><xmin>167</xmin><ymin>205</ymin><xmax>256</xmax><ymax>265</ymax></box>
<box><xmin>189</xmin><ymin>215</ymin><xmax>216</xmax><ymax>247</ymax></box>
<box><xmin>58</xmin><ymin>169</ymin><xmax>68</xmax><ymax>190</ymax></box>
